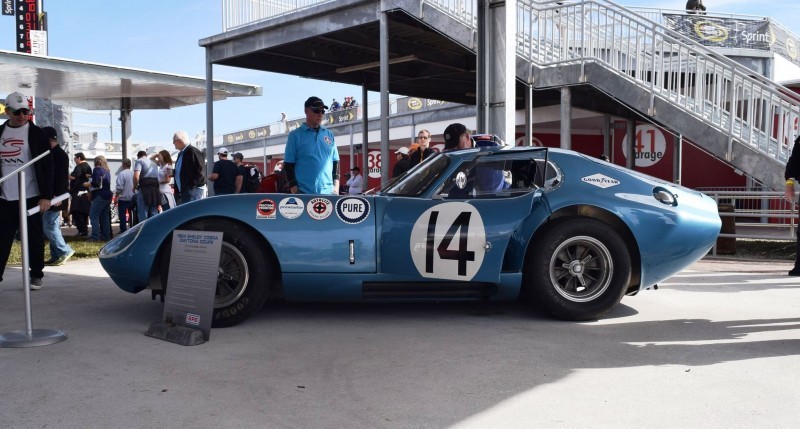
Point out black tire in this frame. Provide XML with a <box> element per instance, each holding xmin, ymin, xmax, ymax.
<box><xmin>523</xmin><ymin>218</ymin><xmax>631</xmax><ymax>320</ymax></box>
<box><xmin>159</xmin><ymin>219</ymin><xmax>272</xmax><ymax>327</ymax></box>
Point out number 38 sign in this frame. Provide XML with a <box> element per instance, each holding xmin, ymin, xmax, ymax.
<box><xmin>410</xmin><ymin>202</ymin><xmax>487</xmax><ymax>281</ymax></box>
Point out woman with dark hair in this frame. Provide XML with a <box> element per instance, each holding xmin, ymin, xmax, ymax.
<box><xmin>157</xmin><ymin>149</ymin><xmax>176</xmax><ymax>211</ymax></box>
<box><xmin>87</xmin><ymin>155</ymin><xmax>112</xmax><ymax>241</ymax></box>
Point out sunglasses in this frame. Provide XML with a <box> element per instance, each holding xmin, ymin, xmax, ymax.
<box><xmin>9</xmin><ymin>108</ymin><xmax>30</xmax><ymax>116</ymax></box>
<box><xmin>310</xmin><ymin>107</ymin><xmax>326</xmax><ymax>114</ymax></box>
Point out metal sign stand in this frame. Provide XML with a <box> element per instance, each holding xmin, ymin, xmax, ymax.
<box><xmin>0</xmin><ymin>168</ymin><xmax>68</xmax><ymax>348</ymax></box>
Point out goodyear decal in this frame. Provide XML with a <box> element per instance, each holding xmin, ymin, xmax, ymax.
<box><xmin>581</xmin><ymin>174</ymin><xmax>620</xmax><ymax>189</ymax></box>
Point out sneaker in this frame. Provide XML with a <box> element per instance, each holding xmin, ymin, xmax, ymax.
<box><xmin>53</xmin><ymin>250</ymin><xmax>75</xmax><ymax>266</ymax></box>
<box><xmin>789</xmin><ymin>269</ymin><xmax>800</xmax><ymax>276</ymax></box>
<box><xmin>30</xmin><ymin>277</ymin><xmax>43</xmax><ymax>290</ymax></box>
<box><xmin>45</xmin><ymin>258</ymin><xmax>58</xmax><ymax>266</ymax></box>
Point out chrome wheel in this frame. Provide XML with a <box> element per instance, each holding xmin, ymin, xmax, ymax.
<box><xmin>216</xmin><ymin>242</ymin><xmax>250</xmax><ymax>308</ymax></box>
<box><xmin>548</xmin><ymin>235</ymin><xmax>613</xmax><ymax>303</ymax></box>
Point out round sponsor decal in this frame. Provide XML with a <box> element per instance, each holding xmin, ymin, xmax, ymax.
<box><xmin>306</xmin><ymin>197</ymin><xmax>333</xmax><ymax>220</ymax></box>
<box><xmin>407</xmin><ymin>98</ymin><xmax>423</xmax><ymax>110</ymax></box>
<box><xmin>788</xmin><ymin>38</ymin><xmax>798</xmax><ymax>60</ymax></box>
<box><xmin>336</xmin><ymin>197</ymin><xmax>370</xmax><ymax>224</ymax></box>
<box><xmin>257</xmin><ymin>198</ymin><xmax>277</xmax><ymax>219</ymax></box>
<box><xmin>410</xmin><ymin>202</ymin><xmax>486</xmax><ymax>281</ymax></box>
<box><xmin>694</xmin><ymin>20</ymin><xmax>728</xmax><ymax>43</ymax></box>
<box><xmin>278</xmin><ymin>197</ymin><xmax>304</xmax><ymax>219</ymax></box>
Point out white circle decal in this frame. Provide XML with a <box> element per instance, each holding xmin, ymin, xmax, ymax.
<box><xmin>306</xmin><ymin>197</ymin><xmax>333</xmax><ymax>220</ymax></box>
<box><xmin>279</xmin><ymin>197</ymin><xmax>304</xmax><ymax>219</ymax></box>
<box><xmin>409</xmin><ymin>202</ymin><xmax>486</xmax><ymax>281</ymax></box>
<box><xmin>336</xmin><ymin>197</ymin><xmax>370</xmax><ymax>224</ymax></box>
<box><xmin>622</xmin><ymin>124</ymin><xmax>667</xmax><ymax>168</ymax></box>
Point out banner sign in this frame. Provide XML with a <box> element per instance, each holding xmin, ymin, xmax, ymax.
<box><xmin>769</xmin><ymin>23</ymin><xmax>800</xmax><ymax>66</ymax></box>
<box><xmin>396</xmin><ymin>97</ymin><xmax>458</xmax><ymax>114</ymax></box>
<box><xmin>664</xmin><ymin>14</ymin><xmax>800</xmax><ymax>66</ymax></box>
<box><xmin>664</xmin><ymin>14</ymin><xmax>771</xmax><ymax>49</ymax></box>
<box><xmin>2</xmin><ymin>0</ymin><xmax>14</xmax><ymax>16</ymax></box>
<box><xmin>223</xmin><ymin>125</ymin><xmax>271</xmax><ymax>145</ymax></box>
<box><xmin>15</xmin><ymin>0</ymin><xmax>39</xmax><ymax>53</ymax></box>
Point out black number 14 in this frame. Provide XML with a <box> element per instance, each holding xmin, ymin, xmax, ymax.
<box><xmin>426</xmin><ymin>211</ymin><xmax>476</xmax><ymax>276</ymax></box>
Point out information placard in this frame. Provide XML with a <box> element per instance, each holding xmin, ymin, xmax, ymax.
<box><xmin>162</xmin><ymin>230</ymin><xmax>223</xmax><ymax>341</ymax></box>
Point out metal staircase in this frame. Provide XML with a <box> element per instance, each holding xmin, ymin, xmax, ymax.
<box><xmin>427</xmin><ymin>0</ymin><xmax>800</xmax><ymax>190</ymax></box>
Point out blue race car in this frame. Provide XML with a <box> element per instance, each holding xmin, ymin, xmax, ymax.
<box><xmin>100</xmin><ymin>143</ymin><xmax>721</xmax><ymax>327</ymax></box>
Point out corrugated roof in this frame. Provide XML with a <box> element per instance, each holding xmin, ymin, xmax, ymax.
<box><xmin>0</xmin><ymin>49</ymin><xmax>261</xmax><ymax>110</ymax></box>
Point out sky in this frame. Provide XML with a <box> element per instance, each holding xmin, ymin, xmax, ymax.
<box><xmin>1</xmin><ymin>0</ymin><xmax>799</xmax><ymax>147</ymax></box>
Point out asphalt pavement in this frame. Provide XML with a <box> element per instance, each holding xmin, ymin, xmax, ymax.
<box><xmin>1</xmin><ymin>256</ymin><xmax>799</xmax><ymax>428</ymax></box>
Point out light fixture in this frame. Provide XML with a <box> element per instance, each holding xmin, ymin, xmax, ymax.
<box><xmin>336</xmin><ymin>55</ymin><xmax>416</xmax><ymax>74</ymax></box>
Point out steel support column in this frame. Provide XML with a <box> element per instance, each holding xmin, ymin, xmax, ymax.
<box><xmin>560</xmin><ymin>87</ymin><xmax>571</xmax><ymax>149</ymax></box>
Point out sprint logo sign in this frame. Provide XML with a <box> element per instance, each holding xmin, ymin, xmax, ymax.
<box><xmin>581</xmin><ymin>174</ymin><xmax>620</xmax><ymax>189</ymax></box>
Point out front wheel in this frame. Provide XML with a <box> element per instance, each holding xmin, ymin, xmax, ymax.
<box><xmin>160</xmin><ymin>219</ymin><xmax>272</xmax><ymax>327</ymax></box>
<box><xmin>523</xmin><ymin>219</ymin><xmax>631</xmax><ymax>320</ymax></box>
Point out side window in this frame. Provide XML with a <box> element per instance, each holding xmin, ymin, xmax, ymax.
<box><xmin>438</xmin><ymin>157</ymin><xmax>541</xmax><ymax>199</ymax></box>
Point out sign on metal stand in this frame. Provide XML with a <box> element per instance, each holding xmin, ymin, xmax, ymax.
<box><xmin>145</xmin><ymin>230</ymin><xmax>222</xmax><ymax>346</ymax></box>
<box><xmin>0</xmin><ymin>167</ymin><xmax>68</xmax><ymax>348</ymax></box>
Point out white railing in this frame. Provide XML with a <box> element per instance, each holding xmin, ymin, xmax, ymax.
<box><xmin>222</xmin><ymin>0</ymin><xmax>332</xmax><ymax>31</ymax></box>
<box><xmin>424</xmin><ymin>0</ymin><xmax>800</xmax><ymax>168</ymax></box>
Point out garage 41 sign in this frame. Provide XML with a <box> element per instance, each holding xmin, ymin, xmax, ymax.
<box><xmin>622</xmin><ymin>124</ymin><xmax>667</xmax><ymax>168</ymax></box>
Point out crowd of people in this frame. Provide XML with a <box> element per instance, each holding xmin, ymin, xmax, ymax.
<box><xmin>0</xmin><ymin>92</ymin><xmax>270</xmax><ymax>292</ymax></box>
<box><xmin>328</xmin><ymin>96</ymin><xmax>358</xmax><ymax>112</ymax></box>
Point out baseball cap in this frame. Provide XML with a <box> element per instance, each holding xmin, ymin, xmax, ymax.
<box><xmin>5</xmin><ymin>92</ymin><xmax>28</xmax><ymax>111</ymax></box>
<box><xmin>304</xmin><ymin>96</ymin><xmax>328</xmax><ymax>110</ymax></box>
<box><xmin>218</xmin><ymin>147</ymin><xmax>228</xmax><ymax>155</ymax></box>
<box><xmin>43</xmin><ymin>126</ymin><xmax>58</xmax><ymax>140</ymax></box>
<box><xmin>233</xmin><ymin>152</ymin><xmax>244</xmax><ymax>160</ymax></box>
<box><xmin>395</xmin><ymin>147</ymin><xmax>409</xmax><ymax>155</ymax></box>
<box><xmin>351</xmin><ymin>166</ymin><xmax>360</xmax><ymax>171</ymax></box>
<box><xmin>443</xmin><ymin>123</ymin><xmax>468</xmax><ymax>150</ymax></box>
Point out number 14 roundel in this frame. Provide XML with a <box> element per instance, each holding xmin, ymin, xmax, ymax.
<box><xmin>410</xmin><ymin>202</ymin><xmax>486</xmax><ymax>281</ymax></box>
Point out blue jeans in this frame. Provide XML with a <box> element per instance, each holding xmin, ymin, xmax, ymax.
<box><xmin>89</xmin><ymin>197</ymin><xmax>111</xmax><ymax>240</ymax></box>
<box><xmin>179</xmin><ymin>186</ymin><xmax>206</xmax><ymax>205</ymax></box>
<box><xmin>137</xmin><ymin>192</ymin><xmax>159</xmax><ymax>222</ymax></box>
<box><xmin>43</xmin><ymin>210</ymin><xmax>73</xmax><ymax>261</ymax></box>
<box><xmin>117</xmin><ymin>199</ymin><xmax>132</xmax><ymax>233</ymax></box>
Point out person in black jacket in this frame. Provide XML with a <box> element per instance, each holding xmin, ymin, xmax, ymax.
<box><xmin>409</xmin><ymin>129</ymin><xmax>435</xmax><ymax>167</ymax></box>
<box><xmin>686</xmin><ymin>0</ymin><xmax>706</xmax><ymax>14</ymax></box>
<box><xmin>393</xmin><ymin>147</ymin><xmax>412</xmax><ymax>178</ymax></box>
<box><xmin>172</xmin><ymin>130</ymin><xmax>206</xmax><ymax>205</ymax></box>
<box><xmin>69</xmin><ymin>152</ymin><xmax>92</xmax><ymax>236</ymax></box>
<box><xmin>0</xmin><ymin>92</ymin><xmax>54</xmax><ymax>290</ymax></box>
<box><xmin>41</xmin><ymin>127</ymin><xmax>75</xmax><ymax>266</ymax></box>
<box><xmin>784</xmin><ymin>135</ymin><xmax>800</xmax><ymax>276</ymax></box>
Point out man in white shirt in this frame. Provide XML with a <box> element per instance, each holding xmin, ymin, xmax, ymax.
<box><xmin>0</xmin><ymin>92</ymin><xmax>54</xmax><ymax>290</ymax></box>
<box><xmin>346</xmin><ymin>166</ymin><xmax>364</xmax><ymax>195</ymax></box>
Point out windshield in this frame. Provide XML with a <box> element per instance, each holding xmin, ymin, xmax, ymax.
<box><xmin>379</xmin><ymin>153</ymin><xmax>450</xmax><ymax>196</ymax></box>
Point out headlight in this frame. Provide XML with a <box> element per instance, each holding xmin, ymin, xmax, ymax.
<box><xmin>99</xmin><ymin>221</ymin><xmax>145</xmax><ymax>258</ymax></box>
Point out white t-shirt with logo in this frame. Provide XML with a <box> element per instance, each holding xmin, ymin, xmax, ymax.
<box><xmin>0</xmin><ymin>123</ymin><xmax>40</xmax><ymax>201</ymax></box>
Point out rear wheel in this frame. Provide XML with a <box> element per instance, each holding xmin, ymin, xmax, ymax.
<box><xmin>523</xmin><ymin>218</ymin><xmax>631</xmax><ymax>320</ymax></box>
<box><xmin>160</xmin><ymin>219</ymin><xmax>272</xmax><ymax>327</ymax></box>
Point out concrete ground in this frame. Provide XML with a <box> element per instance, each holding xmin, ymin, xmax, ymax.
<box><xmin>1</xmin><ymin>257</ymin><xmax>799</xmax><ymax>428</ymax></box>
